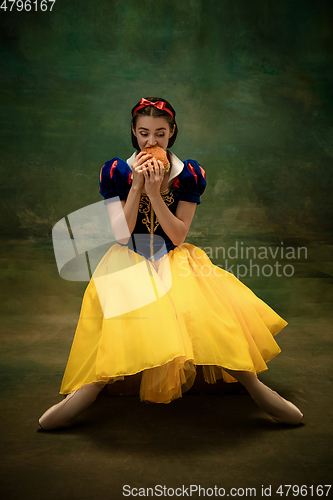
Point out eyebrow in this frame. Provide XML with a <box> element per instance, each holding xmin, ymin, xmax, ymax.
<box><xmin>138</xmin><ymin>127</ymin><xmax>167</xmax><ymax>131</ymax></box>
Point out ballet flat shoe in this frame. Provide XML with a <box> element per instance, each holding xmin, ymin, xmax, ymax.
<box><xmin>39</xmin><ymin>383</ymin><xmax>104</xmax><ymax>431</ymax></box>
<box><xmin>39</xmin><ymin>393</ymin><xmax>78</xmax><ymax>430</ymax></box>
<box><xmin>267</xmin><ymin>398</ymin><xmax>303</xmax><ymax>425</ymax></box>
<box><xmin>248</xmin><ymin>380</ymin><xmax>303</xmax><ymax>425</ymax></box>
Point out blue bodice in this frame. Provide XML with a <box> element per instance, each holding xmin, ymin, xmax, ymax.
<box><xmin>99</xmin><ymin>153</ymin><xmax>206</xmax><ymax>261</ymax></box>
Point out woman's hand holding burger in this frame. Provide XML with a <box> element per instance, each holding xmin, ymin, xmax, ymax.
<box><xmin>131</xmin><ymin>147</ymin><xmax>170</xmax><ymax>194</ymax></box>
<box><xmin>131</xmin><ymin>150</ymin><xmax>153</xmax><ymax>190</ymax></box>
<box><xmin>141</xmin><ymin>147</ymin><xmax>170</xmax><ymax>198</ymax></box>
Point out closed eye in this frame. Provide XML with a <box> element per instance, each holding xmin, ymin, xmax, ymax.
<box><xmin>140</xmin><ymin>133</ymin><xmax>165</xmax><ymax>137</ymax></box>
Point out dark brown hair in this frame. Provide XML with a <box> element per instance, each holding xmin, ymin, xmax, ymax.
<box><xmin>131</xmin><ymin>97</ymin><xmax>178</xmax><ymax>150</ymax></box>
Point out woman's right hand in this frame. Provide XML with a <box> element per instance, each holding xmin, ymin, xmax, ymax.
<box><xmin>131</xmin><ymin>151</ymin><xmax>152</xmax><ymax>190</ymax></box>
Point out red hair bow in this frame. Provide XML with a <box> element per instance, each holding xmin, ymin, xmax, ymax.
<box><xmin>132</xmin><ymin>98</ymin><xmax>174</xmax><ymax>119</ymax></box>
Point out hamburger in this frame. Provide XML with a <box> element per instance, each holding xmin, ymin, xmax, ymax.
<box><xmin>141</xmin><ymin>146</ymin><xmax>170</xmax><ymax>172</ymax></box>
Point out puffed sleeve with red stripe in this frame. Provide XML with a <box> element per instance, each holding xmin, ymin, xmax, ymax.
<box><xmin>173</xmin><ymin>159</ymin><xmax>206</xmax><ymax>204</ymax></box>
<box><xmin>99</xmin><ymin>157</ymin><xmax>132</xmax><ymax>201</ymax></box>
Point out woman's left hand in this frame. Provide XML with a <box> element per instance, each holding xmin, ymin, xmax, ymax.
<box><xmin>142</xmin><ymin>158</ymin><xmax>164</xmax><ymax>198</ymax></box>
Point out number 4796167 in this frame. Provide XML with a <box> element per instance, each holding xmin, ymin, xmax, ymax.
<box><xmin>0</xmin><ymin>0</ymin><xmax>56</xmax><ymax>11</ymax></box>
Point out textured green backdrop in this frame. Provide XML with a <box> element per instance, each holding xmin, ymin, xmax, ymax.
<box><xmin>1</xmin><ymin>0</ymin><xmax>332</xmax><ymax>246</ymax></box>
<box><xmin>1</xmin><ymin>5</ymin><xmax>332</xmax><ymax>495</ymax></box>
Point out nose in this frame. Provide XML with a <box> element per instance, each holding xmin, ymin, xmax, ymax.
<box><xmin>147</xmin><ymin>135</ymin><xmax>157</xmax><ymax>147</ymax></box>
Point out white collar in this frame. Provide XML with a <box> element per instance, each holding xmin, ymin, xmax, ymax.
<box><xmin>126</xmin><ymin>150</ymin><xmax>184</xmax><ymax>185</ymax></box>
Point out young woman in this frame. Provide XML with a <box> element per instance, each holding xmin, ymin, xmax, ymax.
<box><xmin>39</xmin><ymin>97</ymin><xmax>303</xmax><ymax>430</ymax></box>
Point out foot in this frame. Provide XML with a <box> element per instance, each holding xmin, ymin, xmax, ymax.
<box><xmin>246</xmin><ymin>379</ymin><xmax>303</xmax><ymax>425</ymax></box>
<box><xmin>39</xmin><ymin>383</ymin><xmax>105</xmax><ymax>431</ymax></box>
<box><xmin>39</xmin><ymin>391</ymin><xmax>81</xmax><ymax>430</ymax></box>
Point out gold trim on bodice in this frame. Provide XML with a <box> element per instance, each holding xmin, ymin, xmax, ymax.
<box><xmin>138</xmin><ymin>186</ymin><xmax>174</xmax><ymax>262</ymax></box>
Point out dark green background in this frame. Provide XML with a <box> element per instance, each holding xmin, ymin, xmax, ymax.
<box><xmin>1</xmin><ymin>0</ymin><xmax>332</xmax><ymax>244</ymax></box>
<box><xmin>2</xmin><ymin>0</ymin><xmax>333</xmax><ymax>325</ymax></box>
<box><xmin>1</xmin><ymin>2</ymin><xmax>332</xmax><ymax>497</ymax></box>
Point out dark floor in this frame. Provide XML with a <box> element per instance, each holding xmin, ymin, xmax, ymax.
<box><xmin>0</xmin><ymin>239</ymin><xmax>332</xmax><ymax>499</ymax></box>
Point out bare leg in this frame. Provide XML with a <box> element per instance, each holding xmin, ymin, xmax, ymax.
<box><xmin>39</xmin><ymin>382</ymin><xmax>107</xmax><ymax>431</ymax></box>
<box><xmin>224</xmin><ymin>369</ymin><xmax>303</xmax><ymax>425</ymax></box>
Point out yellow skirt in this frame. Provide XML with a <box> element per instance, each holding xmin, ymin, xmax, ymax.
<box><xmin>59</xmin><ymin>243</ymin><xmax>287</xmax><ymax>403</ymax></box>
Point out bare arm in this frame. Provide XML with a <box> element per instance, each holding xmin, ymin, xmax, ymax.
<box><xmin>106</xmin><ymin>151</ymin><xmax>152</xmax><ymax>244</ymax></box>
<box><xmin>106</xmin><ymin>188</ymin><xmax>140</xmax><ymax>244</ymax></box>
<box><xmin>149</xmin><ymin>196</ymin><xmax>196</xmax><ymax>246</ymax></box>
<box><xmin>144</xmin><ymin>158</ymin><xmax>197</xmax><ymax>246</ymax></box>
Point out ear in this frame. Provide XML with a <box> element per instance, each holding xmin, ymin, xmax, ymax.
<box><xmin>131</xmin><ymin>124</ymin><xmax>137</xmax><ymax>137</ymax></box>
<box><xmin>169</xmin><ymin>124</ymin><xmax>175</xmax><ymax>138</ymax></box>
